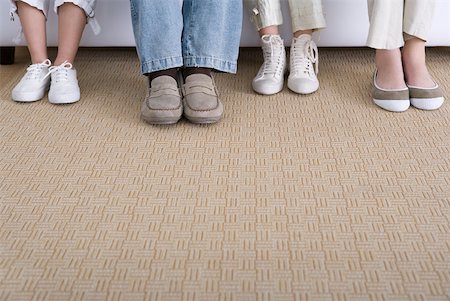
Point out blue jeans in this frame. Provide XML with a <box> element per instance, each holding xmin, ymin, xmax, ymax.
<box><xmin>130</xmin><ymin>0</ymin><xmax>243</xmax><ymax>74</ymax></box>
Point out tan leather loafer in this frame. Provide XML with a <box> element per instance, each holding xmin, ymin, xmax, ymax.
<box><xmin>141</xmin><ymin>76</ymin><xmax>183</xmax><ymax>125</ymax></box>
<box><xmin>182</xmin><ymin>74</ymin><xmax>224</xmax><ymax>124</ymax></box>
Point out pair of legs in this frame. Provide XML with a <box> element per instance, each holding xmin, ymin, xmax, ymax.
<box><xmin>247</xmin><ymin>0</ymin><xmax>325</xmax><ymax>39</ymax></box>
<box><xmin>368</xmin><ymin>0</ymin><xmax>436</xmax><ymax>90</ymax></box>
<box><xmin>130</xmin><ymin>0</ymin><xmax>242</xmax><ymax>125</ymax></box>
<box><xmin>245</xmin><ymin>0</ymin><xmax>326</xmax><ymax>95</ymax></box>
<box><xmin>11</xmin><ymin>0</ymin><xmax>94</xmax><ymax>104</ymax></box>
<box><xmin>367</xmin><ymin>0</ymin><xmax>443</xmax><ymax>111</ymax></box>
<box><xmin>375</xmin><ymin>40</ymin><xmax>435</xmax><ymax>90</ymax></box>
<box><xmin>15</xmin><ymin>1</ymin><xmax>87</xmax><ymax>65</ymax></box>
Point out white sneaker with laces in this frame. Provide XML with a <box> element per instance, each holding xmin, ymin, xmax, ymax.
<box><xmin>12</xmin><ymin>59</ymin><xmax>52</xmax><ymax>102</ymax></box>
<box><xmin>252</xmin><ymin>34</ymin><xmax>287</xmax><ymax>95</ymax></box>
<box><xmin>288</xmin><ymin>34</ymin><xmax>320</xmax><ymax>95</ymax></box>
<box><xmin>47</xmin><ymin>61</ymin><xmax>81</xmax><ymax>104</ymax></box>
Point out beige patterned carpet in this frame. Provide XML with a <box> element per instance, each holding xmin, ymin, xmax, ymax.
<box><xmin>1</xmin><ymin>47</ymin><xmax>449</xmax><ymax>301</ymax></box>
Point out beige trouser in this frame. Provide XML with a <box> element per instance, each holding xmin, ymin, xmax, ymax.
<box><xmin>367</xmin><ymin>0</ymin><xmax>436</xmax><ymax>49</ymax></box>
<box><xmin>245</xmin><ymin>0</ymin><xmax>326</xmax><ymax>33</ymax></box>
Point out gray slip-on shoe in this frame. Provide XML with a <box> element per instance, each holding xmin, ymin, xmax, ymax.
<box><xmin>141</xmin><ymin>76</ymin><xmax>183</xmax><ymax>125</ymax></box>
<box><xmin>372</xmin><ymin>71</ymin><xmax>410</xmax><ymax>112</ymax></box>
<box><xmin>408</xmin><ymin>83</ymin><xmax>444</xmax><ymax>111</ymax></box>
<box><xmin>182</xmin><ymin>74</ymin><xmax>224</xmax><ymax>124</ymax></box>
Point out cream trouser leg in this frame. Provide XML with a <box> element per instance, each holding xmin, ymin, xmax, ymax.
<box><xmin>367</xmin><ymin>0</ymin><xmax>436</xmax><ymax>49</ymax></box>
<box><xmin>245</xmin><ymin>0</ymin><xmax>326</xmax><ymax>32</ymax></box>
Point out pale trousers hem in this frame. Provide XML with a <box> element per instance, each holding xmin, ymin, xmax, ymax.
<box><xmin>366</xmin><ymin>0</ymin><xmax>435</xmax><ymax>50</ymax></box>
<box><xmin>250</xmin><ymin>8</ymin><xmax>283</xmax><ymax>31</ymax></box>
<box><xmin>251</xmin><ymin>12</ymin><xmax>326</xmax><ymax>33</ymax></box>
<box><xmin>246</xmin><ymin>0</ymin><xmax>325</xmax><ymax>33</ymax></box>
<box><xmin>367</xmin><ymin>31</ymin><xmax>428</xmax><ymax>50</ymax></box>
<box><xmin>290</xmin><ymin>12</ymin><xmax>326</xmax><ymax>33</ymax></box>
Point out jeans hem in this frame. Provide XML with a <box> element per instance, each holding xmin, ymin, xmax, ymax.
<box><xmin>141</xmin><ymin>56</ymin><xmax>184</xmax><ymax>74</ymax></box>
<box><xmin>183</xmin><ymin>56</ymin><xmax>238</xmax><ymax>74</ymax></box>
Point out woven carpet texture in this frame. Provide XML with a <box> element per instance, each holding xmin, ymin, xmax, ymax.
<box><xmin>1</xmin><ymin>47</ymin><xmax>449</xmax><ymax>301</ymax></box>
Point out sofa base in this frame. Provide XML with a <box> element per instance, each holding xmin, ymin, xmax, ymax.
<box><xmin>0</xmin><ymin>47</ymin><xmax>15</xmax><ymax>65</ymax></box>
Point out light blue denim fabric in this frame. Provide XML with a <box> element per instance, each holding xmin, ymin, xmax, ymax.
<box><xmin>130</xmin><ymin>0</ymin><xmax>243</xmax><ymax>74</ymax></box>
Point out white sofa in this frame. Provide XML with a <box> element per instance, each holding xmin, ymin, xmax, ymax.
<box><xmin>1</xmin><ymin>0</ymin><xmax>449</xmax><ymax>62</ymax></box>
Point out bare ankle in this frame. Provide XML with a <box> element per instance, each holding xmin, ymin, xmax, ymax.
<box><xmin>402</xmin><ymin>39</ymin><xmax>435</xmax><ymax>87</ymax></box>
<box><xmin>54</xmin><ymin>58</ymin><xmax>74</xmax><ymax>66</ymax></box>
<box><xmin>375</xmin><ymin>49</ymin><xmax>406</xmax><ymax>89</ymax></box>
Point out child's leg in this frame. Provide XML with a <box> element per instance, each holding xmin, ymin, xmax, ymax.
<box><xmin>367</xmin><ymin>0</ymin><xmax>406</xmax><ymax>89</ymax></box>
<box><xmin>288</xmin><ymin>0</ymin><xmax>325</xmax><ymax>37</ymax></box>
<box><xmin>260</xmin><ymin>26</ymin><xmax>279</xmax><ymax>36</ymax></box>
<box><xmin>402</xmin><ymin>38</ymin><xmax>434</xmax><ymax>88</ymax></box>
<box><xmin>245</xmin><ymin>0</ymin><xmax>283</xmax><ymax>36</ymax></box>
<box><xmin>293</xmin><ymin>29</ymin><xmax>313</xmax><ymax>38</ymax></box>
<box><xmin>16</xmin><ymin>1</ymin><xmax>48</xmax><ymax>64</ymax></box>
<box><xmin>245</xmin><ymin>0</ymin><xmax>286</xmax><ymax>95</ymax></box>
<box><xmin>375</xmin><ymin>49</ymin><xmax>406</xmax><ymax>89</ymax></box>
<box><xmin>287</xmin><ymin>0</ymin><xmax>325</xmax><ymax>95</ymax></box>
<box><xmin>130</xmin><ymin>0</ymin><xmax>184</xmax><ymax>124</ymax></box>
<box><xmin>181</xmin><ymin>0</ymin><xmax>242</xmax><ymax>123</ymax></box>
<box><xmin>54</xmin><ymin>3</ymin><xmax>87</xmax><ymax>65</ymax></box>
<box><xmin>401</xmin><ymin>0</ymin><xmax>437</xmax><ymax>88</ymax></box>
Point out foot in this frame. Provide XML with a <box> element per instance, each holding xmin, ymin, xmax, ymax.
<box><xmin>372</xmin><ymin>71</ymin><xmax>410</xmax><ymax>112</ymax></box>
<box><xmin>47</xmin><ymin>61</ymin><xmax>81</xmax><ymax>104</ymax></box>
<box><xmin>252</xmin><ymin>35</ymin><xmax>286</xmax><ymax>95</ymax></box>
<box><xmin>182</xmin><ymin>74</ymin><xmax>223</xmax><ymax>124</ymax></box>
<box><xmin>375</xmin><ymin>49</ymin><xmax>407</xmax><ymax>90</ymax></box>
<box><xmin>141</xmin><ymin>75</ymin><xmax>183</xmax><ymax>125</ymax></box>
<box><xmin>402</xmin><ymin>40</ymin><xmax>443</xmax><ymax>110</ymax></box>
<box><xmin>287</xmin><ymin>34</ymin><xmax>320</xmax><ymax>94</ymax></box>
<box><xmin>12</xmin><ymin>59</ymin><xmax>51</xmax><ymax>102</ymax></box>
<box><xmin>408</xmin><ymin>84</ymin><xmax>444</xmax><ymax>111</ymax></box>
<box><xmin>402</xmin><ymin>38</ymin><xmax>436</xmax><ymax>88</ymax></box>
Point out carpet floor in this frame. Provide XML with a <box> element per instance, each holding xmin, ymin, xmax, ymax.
<box><xmin>1</xmin><ymin>47</ymin><xmax>449</xmax><ymax>301</ymax></box>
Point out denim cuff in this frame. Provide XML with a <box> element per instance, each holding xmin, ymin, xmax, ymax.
<box><xmin>184</xmin><ymin>56</ymin><xmax>238</xmax><ymax>74</ymax></box>
<box><xmin>141</xmin><ymin>56</ymin><xmax>184</xmax><ymax>74</ymax></box>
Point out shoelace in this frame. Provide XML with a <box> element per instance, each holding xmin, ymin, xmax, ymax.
<box><xmin>43</xmin><ymin>61</ymin><xmax>73</xmax><ymax>83</ymax></box>
<box><xmin>291</xmin><ymin>39</ymin><xmax>319</xmax><ymax>77</ymax></box>
<box><xmin>24</xmin><ymin>59</ymin><xmax>52</xmax><ymax>81</ymax></box>
<box><xmin>260</xmin><ymin>35</ymin><xmax>284</xmax><ymax>76</ymax></box>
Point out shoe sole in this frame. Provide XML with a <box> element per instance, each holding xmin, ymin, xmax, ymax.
<box><xmin>373</xmin><ymin>99</ymin><xmax>410</xmax><ymax>112</ymax></box>
<box><xmin>12</xmin><ymin>89</ymin><xmax>47</xmax><ymax>103</ymax></box>
<box><xmin>184</xmin><ymin>104</ymin><xmax>223</xmax><ymax>125</ymax></box>
<box><xmin>141</xmin><ymin>115</ymin><xmax>182</xmax><ymax>125</ymax></box>
<box><xmin>185</xmin><ymin>115</ymin><xmax>222</xmax><ymax>124</ymax></box>
<box><xmin>49</xmin><ymin>93</ymin><xmax>80</xmax><ymax>105</ymax></box>
<box><xmin>410</xmin><ymin>97</ymin><xmax>444</xmax><ymax>111</ymax></box>
<box><xmin>287</xmin><ymin>80</ymin><xmax>319</xmax><ymax>95</ymax></box>
<box><xmin>49</xmin><ymin>98</ymin><xmax>80</xmax><ymax>105</ymax></box>
<box><xmin>252</xmin><ymin>82</ymin><xmax>284</xmax><ymax>95</ymax></box>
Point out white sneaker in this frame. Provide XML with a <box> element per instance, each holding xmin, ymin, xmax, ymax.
<box><xmin>47</xmin><ymin>61</ymin><xmax>81</xmax><ymax>104</ymax></box>
<box><xmin>12</xmin><ymin>59</ymin><xmax>52</xmax><ymax>102</ymax></box>
<box><xmin>288</xmin><ymin>34</ymin><xmax>320</xmax><ymax>94</ymax></box>
<box><xmin>252</xmin><ymin>35</ymin><xmax>287</xmax><ymax>95</ymax></box>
